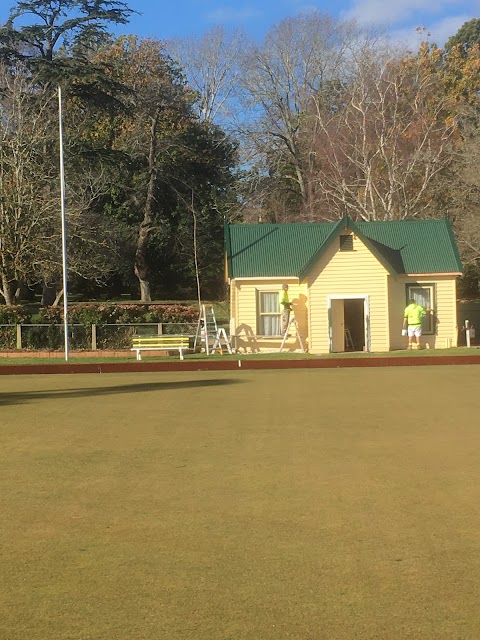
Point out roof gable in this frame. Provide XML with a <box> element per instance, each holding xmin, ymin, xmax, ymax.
<box><xmin>225</xmin><ymin>217</ymin><xmax>463</xmax><ymax>279</ymax></box>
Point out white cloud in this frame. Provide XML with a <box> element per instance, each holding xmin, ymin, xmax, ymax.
<box><xmin>390</xmin><ymin>14</ymin><xmax>475</xmax><ymax>49</ymax></box>
<box><xmin>346</xmin><ymin>0</ymin><xmax>480</xmax><ymax>27</ymax></box>
<box><xmin>206</xmin><ymin>6</ymin><xmax>262</xmax><ymax>24</ymax></box>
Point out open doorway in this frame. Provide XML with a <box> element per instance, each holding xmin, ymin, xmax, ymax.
<box><xmin>329</xmin><ymin>296</ymin><xmax>369</xmax><ymax>353</ymax></box>
<box><xmin>344</xmin><ymin>299</ymin><xmax>365</xmax><ymax>351</ymax></box>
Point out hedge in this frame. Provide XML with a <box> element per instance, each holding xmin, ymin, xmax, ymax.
<box><xmin>0</xmin><ymin>303</ymin><xmax>199</xmax><ymax>350</ymax></box>
<box><xmin>0</xmin><ymin>303</ymin><xmax>198</xmax><ymax>326</ymax></box>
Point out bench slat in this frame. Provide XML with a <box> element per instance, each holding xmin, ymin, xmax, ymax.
<box><xmin>131</xmin><ymin>334</ymin><xmax>192</xmax><ymax>361</ymax></box>
<box><xmin>132</xmin><ymin>337</ymin><xmax>190</xmax><ymax>344</ymax></box>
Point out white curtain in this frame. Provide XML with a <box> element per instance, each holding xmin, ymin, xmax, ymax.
<box><xmin>260</xmin><ymin>292</ymin><xmax>281</xmax><ymax>336</ymax></box>
<box><xmin>410</xmin><ymin>287</ymin><xmax>432</xmax><ymax>332</ymax></box>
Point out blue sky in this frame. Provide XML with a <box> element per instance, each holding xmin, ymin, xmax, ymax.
<box><xmin>1</xmin><ymin>0</ymin><xmax>479</xmax><ymax>47</ymax></box>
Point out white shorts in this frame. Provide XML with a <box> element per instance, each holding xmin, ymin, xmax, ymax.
<box><xmin>408</xmin><ymin>325</ymin><xmax>422</xmax><ymax>338</ymax></box>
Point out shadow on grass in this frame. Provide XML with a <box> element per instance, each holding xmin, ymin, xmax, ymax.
<box><xmin>0</xmin><ymin>378</ymin><xmax>244</xmax><ymax>407</ymax></box>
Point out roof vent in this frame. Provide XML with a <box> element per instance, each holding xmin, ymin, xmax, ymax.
<box><xmin>340</xmin><ymin>235</ymin><xmax>354</xmax><ymax>251</ymax></box>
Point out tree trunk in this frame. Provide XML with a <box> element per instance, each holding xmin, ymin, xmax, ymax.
<box><xmin>53</xmin><ymin>288</ymin><xmax>64</xmax><ymax>307</ymax></box>
<box><xmin>134</xmin><ymin>113</ymin><xmax>159</xmax><ymax>303</ymax></box>
<box><xmin>14</xmin><ymin>281</ymin><xmax>29</xmax><ymax>303</ymax></box>
<box><xmin>138</xmin><ymin>278</ymin><xmax>151</xmax><ymax>302</ymax></box>
<box><xmin>42</xmin><ymin>283</ymin><xmax>57</xmax><ymax>306</ymax></box>
<box><xmin>134</xmin><ymin>227</ymin><xmax>152</xmax><ymax>303</ymax></box>
<box><xmin>1</xmin><ymin>272</ymin><xmax>14</xmax><ymax>305</ymax></box>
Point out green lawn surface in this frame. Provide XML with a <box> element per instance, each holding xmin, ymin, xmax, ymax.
<box><xmin>0</xmin><ymin>346</ymin><xmax>479</xmax><ymax>366</ymax></box>
<box><xmin>1</xmin><ymin>367</ymin><xmax>480</xmax><ymax>639</ymax></box>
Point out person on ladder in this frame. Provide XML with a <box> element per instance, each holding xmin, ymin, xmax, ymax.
<box><xmin>279</xmin><ymin>284</ymin><xmax>292</xmax><ymax>337</ymax></box>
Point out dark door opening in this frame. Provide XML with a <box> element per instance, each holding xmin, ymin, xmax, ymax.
<box><xmin>344</xmin><ymin>299</ymin><xmax>365</xmax><ymax>351</ymax></box>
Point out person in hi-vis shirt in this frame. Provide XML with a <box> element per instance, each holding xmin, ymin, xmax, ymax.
<box><xmin>279</xmin><ymin>284</ymin><xmax>291</xmax><ymax>336</ymax></box>
<box><xmin>403</xmin><ymin>298</ymin><xmax>431</xmax><ymax>349</ymax></box>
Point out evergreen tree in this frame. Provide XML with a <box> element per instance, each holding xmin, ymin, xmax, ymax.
<box><xmin>445</xmin><ymin>18</ymin><xmax>480</xmax><ymax>55</ymax></box>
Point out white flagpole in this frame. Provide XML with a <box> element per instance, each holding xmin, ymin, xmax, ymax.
<box><xmin>58</xmin><ymin>85</ymin><xmax>69</xmax><ymax>361</ymax></box>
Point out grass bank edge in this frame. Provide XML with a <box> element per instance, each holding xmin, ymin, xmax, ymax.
<box><xmin>1</xmin><ymin>346</ymin><xmax>479</xmax><ymax>366</ymax></box>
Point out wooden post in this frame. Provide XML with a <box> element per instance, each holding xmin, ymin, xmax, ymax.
<box><xmin>16</xmin><ymin>324</ymin><xmax>22</xmax><ymax>350</ymax></box>
<box><xmin>91</xmin><ymin>324</ymin><xmax>97</xmax><ymax>351</ymax></box>
<box><xmin>466</xmin><ymin>320</ymin><xmax>471</xmax><ymax>348</ymax></box>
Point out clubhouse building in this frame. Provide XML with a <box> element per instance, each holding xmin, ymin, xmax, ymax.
<box><xmin>224</xmin><ymin>217</ymin><xmax>463</xmax><ymax>354</ymax></box>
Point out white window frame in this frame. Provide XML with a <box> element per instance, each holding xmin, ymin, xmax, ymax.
<box><xmin>257</xmin><ymin>290</ymin><xmax>281</xmax><ymax>337</ymax></box>
<box><xmin>405</xmin><ymin>284</ymin><xmax>435</xmax><ymax>335</ymax></box>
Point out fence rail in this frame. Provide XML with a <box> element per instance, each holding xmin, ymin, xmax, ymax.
<box><xmin>0</xmin><ymin>322</ymin><xmax>217</xmax><ymax>351</ymax></box>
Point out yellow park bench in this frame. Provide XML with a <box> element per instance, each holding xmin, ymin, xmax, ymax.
<box><xmin>131</xmin><ymin>334</ymin><xmax>193</xmax><ymax>361</ymax></box>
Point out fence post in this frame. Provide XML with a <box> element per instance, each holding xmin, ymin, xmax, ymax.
<box><xmin>91</xmin><ymin>324</ymin><xmax>97</xmax><ymax>351</ymax></box>
<box><xmin>157</xmin><ymin>323</ymin><xmax>163</xmax><ymax>335</ymax></box>
<box><xmin>16</xmin><ymin>324</ymin><xmax>22</xmax><ymax>350</ymax></box>
<box><xmin>466</xmin><ymin>320</ymin><xmax>471</xmax><ymax>348</ymax></box>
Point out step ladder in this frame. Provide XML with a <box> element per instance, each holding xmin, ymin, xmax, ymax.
<box><xmin>345</xmin><ymin>328</ymin><xmax>354</xmax><ymax>351</ymax></box>
<box><xmin>279</xmin><ymin>316</ymin><xmax>305</xmax><ymax>353</ymax></box>
<box><xmin>194</xmin><ymin>304</ymin><xmax>218</xmax><ymax>355</ymax></box>
<box><xmin>210</xmin><ymin>327</ymin><xmax>233</xmax><ymax>355</ymax></box>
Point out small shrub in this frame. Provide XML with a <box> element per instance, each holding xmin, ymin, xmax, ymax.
<box><xmin>0</xmin><ymin>305</ymin><xmax>31</xmax><ymax>324</ymax></box>
<box><xmin>2</xmin><ymin>302</ymin><xmax>200</xmax><ymax>350</ymax></box>
<box><xmin>37</xmin><ymin>303</ymin><xmax>198</xmax><ymax>326</ymax></box>
<box><xmin>0</xmin><ymin>326</ymin><xmax>16</xmax><ymax>349</ymax></box>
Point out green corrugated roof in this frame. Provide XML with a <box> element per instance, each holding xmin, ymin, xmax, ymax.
<box><xmin>354</xmin><ymin>219</ymin><xmax>462</xmax><ymax>275</ymax></box>
<box><xmin>225</xmin><ymin>217</ymin><xmax>463</xmax><ymax>279</ymax></box>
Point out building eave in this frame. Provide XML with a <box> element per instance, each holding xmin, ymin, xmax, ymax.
<box><xmin>402</xmin><ymin>272</ymin><xmax>462</xmax><ymax>277</ymax></box>
<box><xmin>231</xmin><ymin>276</ymin><xmax>301</xmax><ymax>282</ymax></box>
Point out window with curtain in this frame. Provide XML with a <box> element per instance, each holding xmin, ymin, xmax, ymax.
<box><xmin>258</xmin><ymin>291</ymin><xmax>281</xmax><ymax>336</ymax></box>
<box><xmin>405</xmin><ymin>284</ymin><xmax>435</xmax><ymax>334</ymax></box>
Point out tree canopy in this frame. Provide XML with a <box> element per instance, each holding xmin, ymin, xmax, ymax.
<box><xmin>2</xmin><ymin>2</ymin><xmax>480</xmax><ymax>303</ymax></box>
<box><xmin>445</xmin><ymin>18</ymin><xmax>480</xmax><ymax>54</ymax></box>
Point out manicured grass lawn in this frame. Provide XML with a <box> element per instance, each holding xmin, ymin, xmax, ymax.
<box><xmin>1</xmin><ymin>346</ymin><xmax>479</xmax><ymax>366</ymax></box>
<box><xmin>2</xmin><ymin>367</ymin><xmax>480</xmax><ymax>639</ymax></box>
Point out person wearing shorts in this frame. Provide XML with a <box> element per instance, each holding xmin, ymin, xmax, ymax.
<box><xmin>403</xmin><ymin>298</ymin><xmax>430</xmax><ymax>349</ymax></box>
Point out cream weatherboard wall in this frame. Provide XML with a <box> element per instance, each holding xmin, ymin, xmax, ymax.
<box><xmin>307</xmin><ymin>234</ymin><xmax>390</xmax><ymax>353</ymax></box>
<box><xmin>230</xmin><ymin>279</ymin><xmax>308</xmax><ymax>352</ymax></box>
<box><xmin>388</xmin><ymin>275</ymin><xmax>458</xmax><ymax>349</ymax></box>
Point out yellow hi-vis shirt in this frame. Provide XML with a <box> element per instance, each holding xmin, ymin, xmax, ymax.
<box><xmin>404</xmin><ymin>303</ymin><xmax>426</xmax><ymax>326</ymax></box>
<box><xmin>279</xmin><ymin>289</ymin><xmax>289</xmax><ymax>308</ymax></box>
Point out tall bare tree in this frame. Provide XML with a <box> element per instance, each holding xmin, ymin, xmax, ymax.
<box><xmin>0</xmin><ymin>59</ymin><xmax>124</xmax><ymax>305</ymax></box>
<box><xmin>0</xmin><ymin>63</ymin><xmax>58</xmax><ymax>304</ymax></box>
<box><xmin>308</xmin><ymin>44</ymin><xmax>457</xmax><ymax>220</ymax></box>
<box><xmin>167</xmin><ymin>26</ymin><xmax>244</xmax><ymax>127</ymax></box>
<box><xmin>239</xmin><ymin>11</ymin><xmax>362</xmax><ymax>217</ymax></box>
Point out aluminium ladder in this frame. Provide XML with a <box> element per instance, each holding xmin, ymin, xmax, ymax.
<box><xmin>210</xmin><ymin>327</ymin><xmax>233</xmax><ymax>355</ymax></box>
<box><xmin>345</xmin><ymin>328</ymin><xmax>354</xmax><ymax>351</ymax></box>
<box><xmin>194</xmin><ymin>304</ymin><xmax>218</xmax><ymax>355</ymax></box>
<box><xmin>279</xmin><ymin>316</ymin><xmax>305</xmax><ymax>353</ymax></box>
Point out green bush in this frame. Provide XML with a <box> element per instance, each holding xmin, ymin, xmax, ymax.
<box><xmin>37</xmin><ymin>303</ymin><xmax>198</xmax><ymax>326</ymax></box>
<box><xmin>0</xmin><ymin>305</ymin><xmax>31</xmax><ymax>324</ymax></box>
<box><xmin>0</xmin><ymin>303</ymin><xmax>199</xmax><ymax>350</ymax></box>
<box><xmin>0</xmin><ymin>326</ymin><xmax>16</xmax><ymax>349</ymax></box>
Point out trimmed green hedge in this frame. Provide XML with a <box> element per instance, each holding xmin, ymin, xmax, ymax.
<box><xmin>0</xmin><ymin>303</ymin><xmax>197</xmax><ymax>327</ymax></box>
<box><xmin>37</xmin><ymin>303</ymin><xmax>198</xmax><ymax>325</ymax></box>
<box><xmin>0</xmin><ymin>305</ymin><xmax>31</xmax><ymax>324</ymax></box>
<box><xmin>0</xmin><ymin>303</ymin><xmax>199</xmax><ymax>351</ymax></box>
